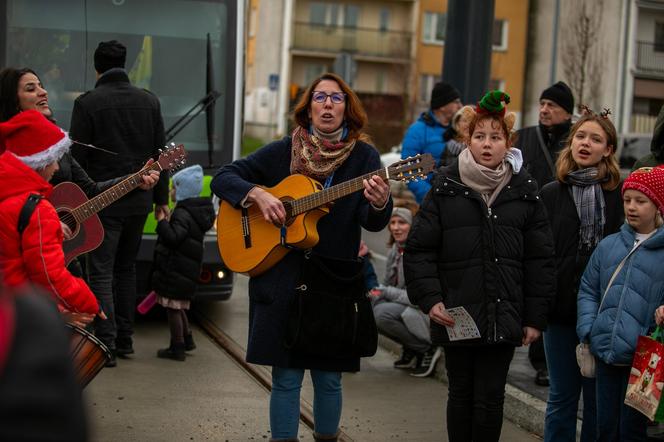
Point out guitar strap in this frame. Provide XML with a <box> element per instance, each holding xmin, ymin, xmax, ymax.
<box><xmin>18</xmin><ymin>194</ymin><xmax>44</xmax><ymax>236</ymax></box>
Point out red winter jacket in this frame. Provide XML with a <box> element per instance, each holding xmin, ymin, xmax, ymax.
<box><xmin>0</xmin><ymin>152</ymin><xmax>99</xmax><ymax>314</ymax></box>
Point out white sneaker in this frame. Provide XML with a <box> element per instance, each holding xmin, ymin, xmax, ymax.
<box><xmin>410</xmin><ymin>347</ymin><xmax>442</xmax><ymax>378</ymax></box>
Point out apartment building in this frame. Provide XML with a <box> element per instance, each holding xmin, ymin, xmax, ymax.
<box><xmin>245</xmin><ymin>0</ymin><xmax>417</xmax><ymax>151</ymax></box>
<box><xmin>414</xmin><ymin>0</ymin><xmax>529</xmax><ymax>125</ymax></box>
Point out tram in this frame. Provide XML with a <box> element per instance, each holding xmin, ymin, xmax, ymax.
<box><xmin>0</xmin><ymin>0</ymin><xmax>245</xmax><ymax>299</ymax></box>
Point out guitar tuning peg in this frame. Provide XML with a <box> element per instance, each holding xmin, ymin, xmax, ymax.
<box><xmin>170</xmin><ymin>142</ymin><xmax>175</xmax><ymax>148</ymax></box>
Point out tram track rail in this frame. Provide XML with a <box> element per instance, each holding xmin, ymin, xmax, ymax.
<box><xmin>193</xmin><ymin>308</ymin><xmax>354</xmax><ymax>442</ymax></box>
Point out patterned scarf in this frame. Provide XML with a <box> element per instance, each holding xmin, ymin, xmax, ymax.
<box><xmin>566</xmin><ymin>167</ymin><xmax>607</xmax><ymax>250</ymax></box>
<box><xmin>290</xmin><ymin>125</ymin><xmax>356</xmax><ymax>180</ymax></box>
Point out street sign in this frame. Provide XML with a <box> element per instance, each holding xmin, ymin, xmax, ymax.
<box><xmin>268</xmin><ymin>73</ymin><xmax>279</xmax><ymax>91</ymax></box>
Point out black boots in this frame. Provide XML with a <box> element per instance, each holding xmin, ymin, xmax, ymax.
<box><xmin>184</xmin><ymin>333</ymin><xmax>196</xmax><ymax>351</ymax></box>
<box><xmin>157</xmin><ymin>341</ymin><xmax>185</xmax><ymax>361</ymax></box>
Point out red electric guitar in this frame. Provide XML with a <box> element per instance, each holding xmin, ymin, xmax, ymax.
<box><xmin>49</xmin><ymin>144</ymin><xmax>187</xmax><ymax>265</ymax></box>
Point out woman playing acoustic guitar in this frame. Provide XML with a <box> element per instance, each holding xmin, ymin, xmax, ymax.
<box><xmin>211</xmin><ymin>73</ymin><xmax>392</xmax><ymax>442</ymax></box>
<box><xmin>0</xmin><ymin>67</ymin><xmax>160</xmax><ymax>330</ymax></box>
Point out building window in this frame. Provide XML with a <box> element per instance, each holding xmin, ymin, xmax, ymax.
<box><xmin>379</xmin><ymin>8</ymin><xmax>390</xmax><ymax>32</ymax></box>
<box><xmin>420</xmin><ymin>74</ymin><xmax>441</xmax><ymax>103</ymax></box>
<box><xmin>493</xmin><ymin>19</ymin><xmax>508</xmax><ymax>51</ymax></box>
<box><xmin>655</xmin><ymin>22</ymin><xmax>664</xmax><ymax>52</ymax></box>
<box><xmin>304</xmin><ymin>63</ymin><xmax>327</xmax><ymax>86</ymax></box>
<box><xmin>376</xmin><ymin>71</ymin><xmax>386</xmax><ymax>93</ymax></box>
<box><xmin>310</xmin><ymin>2</ymin><xmax>360</xmax><ymax>28</ymax></box>
<box><xmin>423</xmin><ymin>12</ymin><xmax>446</xmax><ymax>44</ymax></box>
<box><xmin>344</xmin><ymin>5</ymin><xmax>359</xmax><ymax>28</ymax></box>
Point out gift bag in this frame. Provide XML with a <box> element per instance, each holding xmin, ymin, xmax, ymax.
<box><xmin>625</xmin><ymin>326</ymin><xmax>664</xmax><ymax>420</ymax></box>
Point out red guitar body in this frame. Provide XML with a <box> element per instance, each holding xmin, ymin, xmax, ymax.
<box><xmin>50</xmin><ymin>182</ymin><xmax>104</xmax><ymax>266</ymax></box>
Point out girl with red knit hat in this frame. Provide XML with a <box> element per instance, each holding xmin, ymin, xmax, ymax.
<box><xmin>404</xmin><ymin>91</ymin><xmax>556</xmax><ymax>441</ymax></box>
<box><xmin>0</xmin><ymin>110</ymin><xmax>103</xmax><ymax>322</ymax></box>
<box><xmin>578</xmin><ymin>166</ymin><xmax>664</xmax><ymax>441</ymax></box>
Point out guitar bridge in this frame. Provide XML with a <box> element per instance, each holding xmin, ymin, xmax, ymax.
<box><xmin>241</xmin><ymin>207</ymin><xmax>251</xmax><ymax>248</ymax></box>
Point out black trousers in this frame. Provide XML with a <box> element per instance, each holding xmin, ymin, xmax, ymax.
<box><xmin>88</xmin><ymin>213</ymin><xmax>148</xmax><ymax>350</ymax></box>
<box><xmin>443</xmin><ymin>345</ymin><xmax>515</xmax><ymax>442</ymax></box>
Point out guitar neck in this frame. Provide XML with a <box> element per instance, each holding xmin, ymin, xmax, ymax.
<box><xmin>71</xmin><ymin>164</ymin><xmax>162</xmax><ymax>222</ymax></box>
<box><xmin>290</xmin><ymin>168</ymin><xmax>389</xmax><ymax>216</ymax></box>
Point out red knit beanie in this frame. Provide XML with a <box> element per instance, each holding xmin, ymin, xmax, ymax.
<box><xmin>0</xmin><ymin>110</ymin><xmax>71</xmax><ymax>169</ymax></box>
<box><xmin>622</xmin><ymin>166</ymin><xmax>664</xmax><ymax>215</ymax></box>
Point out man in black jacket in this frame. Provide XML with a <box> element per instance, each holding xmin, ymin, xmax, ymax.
<box><xmin>70</xmin><ymin>40</ymin><xmax>169</xmax><ymax>366</ymax></box>
<box><xmin>516</xmin><ymin>81</ymin><xmax>574</xmax><ymax>188</ymax></box>
<box><xmin>514</xmin><ymin>81</ymin><xmax>574</xmax><ymax>387</ymax></box>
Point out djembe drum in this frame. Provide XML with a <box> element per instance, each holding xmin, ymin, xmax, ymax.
<box><xmin>66</xmin><ymin>323</ymin><xmax>111</xmax><ymax>388</ymax></box>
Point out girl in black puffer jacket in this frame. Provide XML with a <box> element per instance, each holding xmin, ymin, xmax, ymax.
<box><xmin>152</xmin><ymin>164</ymin><xmax>215</xmax><ymax>361</ymax></box>
<box><xmin>404</xmin><ymin>91</ymin><xmax>556</xmax><ymax>442</ymax></box>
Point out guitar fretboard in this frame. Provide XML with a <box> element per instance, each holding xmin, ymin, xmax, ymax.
<box><xmin>289</xmin><ymin>168</ymin><xmax>390</xmax><ymax>216</ymax></box>
<box><xmin>70</xmin><ymin>164</ymin><xmax>162</xmax><ymax>222</ymax></box>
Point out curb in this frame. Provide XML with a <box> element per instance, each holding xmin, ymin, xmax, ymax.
<box><xmin>377</xmin><ymin>334</ymin><xmax>556</xmax><ymax>438</ymax></box>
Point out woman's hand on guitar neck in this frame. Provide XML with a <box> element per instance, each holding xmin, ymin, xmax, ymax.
<box><xmin>363</xmin><ymin>175</ymin><xmax>390</xmax><ymax>209</ymax></box>
<box><xmin>247</xmin><ymin>187</ymin><xmax>286</xmax><ymax>225</ymax></box>
<box><xmin>138</xmin><ymin>159</ymin><xmax>160</xmax><ymax>190</ymax></box>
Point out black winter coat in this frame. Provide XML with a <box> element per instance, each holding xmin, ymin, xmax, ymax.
<box><xmin>540</xmin><ymin>180</ymin><xmax>624</xmax><ymax>325</ymax></box>
<box><xmin>404</xmin><ymin>162</ymin><xmax>556</xmax><ymax>346</ymax></box>
<box><xmin>515</xmin><ymin>121</ymin><xmax>572</xmax><ymax>188</ymax></box>
<box><xmin>211</xmin><ymin>136</ymin><xmax>392</xmax><ymax>372</ymax></box>
<box><xmin>151</xmin><ymin>197</ymin><xmax>215</xmax><ymax>300</ymax></box>
<box><xmin>70</xmin><ymin>69</ymin><xmax>168</xmax><ymax>216</ymax></box>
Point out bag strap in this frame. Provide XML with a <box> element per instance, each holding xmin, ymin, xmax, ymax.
<box><xmin>17</xmin><ymin>194</ymin><xmax>44</xmax><ymax>236</ymax></box>
<box><xmin>598</xmin><ymin>240</ymin><xmax>644</xmax><ymax>311</ymax></box>
<box><xmin>535</xmin><ymin>126</ymin><xmax>556</xmax><ymax>177</ymax></box>
<box><xmin>652</xmin><ymin>325</ymin><xmax>664</xmax><ymax>343</ymax></box>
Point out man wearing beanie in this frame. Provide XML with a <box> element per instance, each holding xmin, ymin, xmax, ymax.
<box><xmin>70</xmin><ymin>40</ymin><xmax>169</xmax><ymax>366</ymax></box>
<box><xmin>514</xmin><ymin>80</ymin><xmax>574</xmax><ymax>387</ymax></box>
<box><xmin>400</xmin><ymin>81</ymin><xmax>462</xmax><ymax>203</ymax></box>
<box><xmin>516</xmin><ymin>81</ymin><xmax>574</xmax><ymax>189</ymax></box>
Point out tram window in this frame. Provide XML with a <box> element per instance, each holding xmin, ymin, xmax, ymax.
<box><xmin>4</xmin><ymin>0</ymin><xmax>234</xmax><ymax>164</ymax></box>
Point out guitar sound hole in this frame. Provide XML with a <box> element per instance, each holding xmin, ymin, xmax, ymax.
<box><xmin>57</xmin><ymin>210</ymin><xmax>79</xmax><ymax>237</ymax></box>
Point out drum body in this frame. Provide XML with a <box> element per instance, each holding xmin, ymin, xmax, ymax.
<box><xmin>66</xmin><ymin>324</ymin><xmax>111</xmax><ymax>388</ymax></box>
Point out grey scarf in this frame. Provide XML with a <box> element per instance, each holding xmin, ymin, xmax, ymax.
<box><xmin>566</xmin><ymin>167</ymin><xmax>606</xmax><ymax>249</ymax></box>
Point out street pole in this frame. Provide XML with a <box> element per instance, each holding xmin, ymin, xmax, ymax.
<box><xmin>442</xmin><ymin>0</ymin><xmax>495</xmax><ymax>104</ymax></box>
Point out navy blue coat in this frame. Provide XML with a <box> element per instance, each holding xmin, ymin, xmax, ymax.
<box><xmin>211</xmin><ymin>136</ymin><xmax>392</xmax><ymax>371</ymax></box>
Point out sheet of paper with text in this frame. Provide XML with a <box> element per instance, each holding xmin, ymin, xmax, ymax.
<box><xmin>444</xmin><ymin>307</ymin><xmax>481</xmax><ymax>341</ymax></box>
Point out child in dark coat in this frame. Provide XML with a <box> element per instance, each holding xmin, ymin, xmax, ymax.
<box><xmin>152</xmin><ymin>164</ymin><xmax>215</xmax><ymax>361</ymax></box>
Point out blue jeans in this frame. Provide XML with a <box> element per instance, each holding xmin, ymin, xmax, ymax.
<box><xmin>543</xmin><ymin>324</ymin><xmax>596</xmax><ymax>442</ymax></box>
<box><xmin>595</xmin><ymin>359</ymin><xmax>649</xmax><ymax>441</ymax></box>
<box><xmin>270</xmin><ymin>367</ymin><xmax>342</xmax><ymax>439</ymax></box>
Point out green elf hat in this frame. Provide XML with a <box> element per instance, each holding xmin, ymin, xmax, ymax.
<box><xmin>477</xmin><ymin>90</ymin><xmax>511</xmax><ymax>117</ymax></box>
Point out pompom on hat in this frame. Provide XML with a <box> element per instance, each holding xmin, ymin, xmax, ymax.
<box><xmin>0</xmin><ymin>110</ymin><xmax>71</xmax><ymax>170</ymax></box>
<box><xmin>622</xmin><ymin>166</ymin><xmax>664</xmax><ymax>215</ymax></box>
<box><xmin>172</xmin><ymin>164</ymin><xmax>204</xmax><ymax>202</ymax></box>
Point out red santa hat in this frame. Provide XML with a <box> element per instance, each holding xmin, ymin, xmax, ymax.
<box><xmin>622</xmin><ymin>166</ymin><xmax>664</xmax><ymax>215</ymax></box>
<box><xmin>0</xmin><ymin>109</ymin><xmax>71</xmax><ymax>170</ymax></box>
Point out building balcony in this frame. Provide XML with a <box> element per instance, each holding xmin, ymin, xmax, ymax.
<box><xmin>292</xmin><ymin>22</ymin><xmax>412</xmax><ymax>61</ymax></box>
<box><xmin>636</xmin><ymin>41</ymin><xmax>664</xmax><ymax>77</ymax></box>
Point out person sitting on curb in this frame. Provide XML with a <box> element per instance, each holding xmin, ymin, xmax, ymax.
<box><xmin>371</xmin><ymin>206</ymin><xmax>442</xmax><ymax>378</ymax></box>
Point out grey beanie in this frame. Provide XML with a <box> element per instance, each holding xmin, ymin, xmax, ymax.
<box><xmin>172</xmin><ymin>164</ymin><xmax>203</xmax><ymax>202</ymax></box>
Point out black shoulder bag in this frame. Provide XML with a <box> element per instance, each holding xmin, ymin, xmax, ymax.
<box><xmin>284</xmin><ymin>252</ymin><xmax>378</xmax><ymax>359</ymax></box>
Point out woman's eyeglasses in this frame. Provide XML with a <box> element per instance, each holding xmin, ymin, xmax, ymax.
<box><xmin>311</xmin><ymin>91</ymin><xmax>346</xmax><ymax>104</ymax></box>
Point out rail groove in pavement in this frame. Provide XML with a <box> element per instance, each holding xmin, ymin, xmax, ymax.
<box><xmin>193</xmin><ymin>308</ymin><xmax>354</xmax><ymax>442</ymax></box>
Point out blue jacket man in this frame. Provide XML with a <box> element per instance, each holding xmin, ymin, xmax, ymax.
<box><xmin>401</xmin><ymin>81</ymin><xmax>461</xmax><ymax>203</ymax></box>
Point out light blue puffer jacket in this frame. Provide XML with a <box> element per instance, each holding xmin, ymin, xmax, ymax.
<box><xmin>577</xmin><ymin>224</ymin><xmax>664</xmax><ymax>365</ymax></box>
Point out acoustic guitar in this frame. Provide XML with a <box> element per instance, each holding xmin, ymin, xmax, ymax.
<box><xmin>216</xmin><ymin>154</ymin><xmax>435</xmax><ymax>276</ymax></box>
<box><xmin>49</xmin><ymin>144</ymin><xmax>187</xmax><ymax>265</ymax></box>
